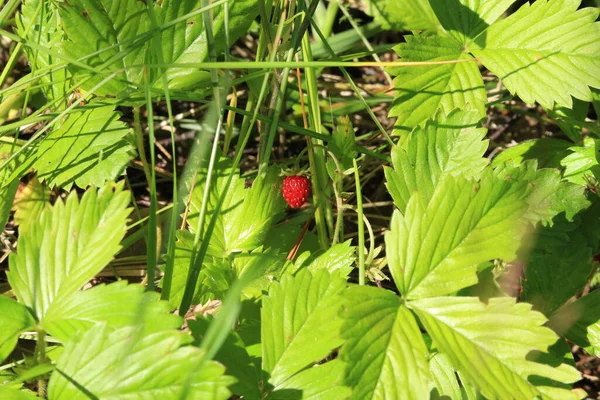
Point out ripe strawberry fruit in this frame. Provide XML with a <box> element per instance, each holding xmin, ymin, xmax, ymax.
<box><xmin>282</xmin><ymin>175</ymin><xmax>311</xmax><ymax>208</ymax></box>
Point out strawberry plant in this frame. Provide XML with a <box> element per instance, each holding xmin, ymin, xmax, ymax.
<box><xmin>1</xmin><ymin>0</ymin><xmax>600</xmax><ymax>399</ymax></box>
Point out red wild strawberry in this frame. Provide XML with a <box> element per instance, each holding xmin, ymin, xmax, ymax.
<box><xmin>282</xmin><ymin>175</ymin><xmax>311</xmax><ymax>208</ymax></box>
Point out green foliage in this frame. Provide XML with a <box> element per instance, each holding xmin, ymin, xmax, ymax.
<box><xmin>549</xmin><ymin>290</ymin><xmax>600</xmax><ymax>356</ymax></box>
<box><xmin>33</xmin><ymin>106</ymin><xmax>135</xmax><ymax>189</ymax></box>
<box><xmin>17</xmin><ymin>0</ymin><xmax>71</xmax><ymax>105</ymax></box>
<box><xmin>47</xmin><ymin>324</ymin><xmax>234</xmax><ymax>399</ymax></box>
<box><xmin>491</xmin><ymin>138</ymin><xmax>572</xmax><ymax>170</ymax></box>
<box><xmin>11</xmin><ymin>178</ymin><xmax>51</xmax><ymax>234</ymax></box>
<box><xmin>470</xmin><ymin>0</ymin><xmax>600</xmax><ymax>109</ymax></box>
<box><xmin>2</xmin><ymin>0</ymin><xmax>600</xmax><ymax>398</ymax></box>
<box><xmin>561</xmin><ymin>137</ymin><xmax>600</xmax><ymax>185</ymax></box>
<box><xmin>57</xmin><ymin>0</ymin><xmax>258</xmax><ymax>94</ymax></box>
<box><xmin>364</xmin><ymin>0</ymin><xmax>439</xmax><ymax>33</ymax></box>
<box><xmin>0</xmin><ymin>297</ymin><xmax>35</xmax><ymax>362</ymax></box>
<box><xmin>42</xmin><ymin>280</ymin><xmax>182</xmax><ymax>342</ymax></box>
<box><xmin>387</xmin><ymin>0</ymin><xmax>600</xmax><ymax>133</ymax></box>
<box><xmin>386</xmin><ymin>169</ymin><xmax>530</xmax><ymax>299</ymax></box>
<box><xmin>410</xmin><ymin>296</ymin><xmax>581</xmax><ymax>399</ymax></box>
<box><xmin>7</xmin><ymin>183</ymin><xmax>131</xmax><ymax>320</ymax></box>
<box><xmin>384</xmin><ymin>109</ymin><xmax>488</xmax><ymax>212</ymax></box>
<box><xmin>262</xmin><ymin>269</ymin><xmax>345</xmax><ymax>387</ymax></box>
<box><xmin>388</xmin><ymin>35</ymin><xmax>486</xmax><ymax>133</ymax></box>
<box><xmin>339</xmin><ymin>286</ymin><xmax>430</xmax><ymax>400</ymax></box>
<box><xmin>186</xmin><ymin>160</ymin><xmax>286</xmax><ymax>256</ymax></box>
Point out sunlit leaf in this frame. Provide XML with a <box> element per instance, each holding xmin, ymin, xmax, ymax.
<box><xmin>410</xmin><ymin>296</ymin><xmax>581</xmax><ymax>399</ymax></box>
<box><xmin>48</xmin><ymin>324</ymin><xmax>233</xmax><ymax>399</ymax></box>
<box><xmin>7</xmin><ymin>183</ymin><xmax>131</xmax><ymax>320</ymax></box>
<box><xmin>471</xmin><ymin>0</ymin><xmax>600</xmax><ymax>109</ymax></box>
<box><xmin>34</xmin><ymin>106</ymin><xmax>135</xmax><ymax>189</ymax></box>
<box><xmin>262</xmin><ymin>269</ymin><xmax>345</xmax><ymax>387</ymax></box>
<box><xmin>384</xmin><ymin>109</ymin><xmax>488</xmax><ymax>212</ymax></box>
<box><xmin>42</xmin><ymin>280</ymin><xmax>181</xmax><ymax>342</ymax></box>
<box><xmin>268</xmin><ymin>360</ymin><xmax>351</xmax><ymax>400</ymax></box>
<box><xmin>364</xmin><ymin>0</ymin><xmax>440</xmax><ymax>33</ymax></box>
<box><xmin>11</xmin><ymin>177</ymin><xmax>50</xmax><ymax>234</ymax></box>
<box><xmin>0</xmin><ymin>296</ymin><xmax>35</xmax><ymax>362</ymax></box>
<box><xmin>388</xmin><ymin>35</ymin><xmax>486</xmax><ymax>134</ymax></box>
<box><xmin>386</xmin><ymin>169</ymin><xmax>529</xmax><ymax>299</ymax></box>
<box><xmin>339</xmin><ymin>285</ymin><xmax>430</xmax><ymax>400</ymax></box>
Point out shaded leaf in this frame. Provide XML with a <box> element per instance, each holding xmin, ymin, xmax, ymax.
<box><xmin>189</xmin><ymin>317</ymin><xmax>261</xmax><ymax>398</ymax></box>
<box><xmin>428</xmin><ymin>0</ymin><xmax>514</xmax><ymax>44</ymax></box>
<box><xmin>549</xmin><ymin>290</ymin><xmax>600</xmax><ymax>356</ymax></box>
<box><xmin>522</xmin><ymin>244</ymin><xmax>592</xmax><ymax>317</ymax></box>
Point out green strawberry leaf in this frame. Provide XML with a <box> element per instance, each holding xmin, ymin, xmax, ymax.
<box><xmin>58</xmin><ymin>0</ymin><xmax>258</xmax><ymax>94</ymax></box>
<box><xmin>262</xmin><ymin>268</ymin><xmax>345</xmax><ymax>387</ymax></box>
<box><xmin>339</xmin><ymin>285</ymin><xmax>430</xmax><ymax>400</ymax></box>
<box><xmin>0</xmin><ymin>296</ymin><xmax>35</xmax><ymax>363</ymax></box>
<box><xmin>11</xmin><ymin>177</ymin><xmax>51</xmax><ymax>234</ymax></box>
<box><xmin>386</xmin><ymin>169</ymin><xmax>530</xmax><ymax>299</ymax></box>
<box><xmin>548</xmin><ymin>98</ymin><xmax>590</xmax><ymax>143</ymax></box>
<box><xmin>57</xmin><ymin>0</ymin><xmax>150</xmax><ymax>95</ymax></box>
<box><xmin>7</xmin><ymin>183</ymin><xmax>131</xmax><ymax>320</ymax></box>
<box><xmin>294</xmin><ymin>240</ymin><xmax>356</xmax><ymax>276</ymax></box>
<box><xmin>225</xmin><ymin>167</ymin><xmax>287</xmax><ymax>253</ymax></box>
<box><xmin>549</xmin><ymin>289</ymin><xmax>600</xmax><ymax>356</ymax></box>
<box><xmin>522</xmin><ymin>244</ymin><xmax>592</xmax><ymax>317</ymax></box>
<box><xmin>189</xmin><ymin>317</ymin><xmax>261</xmax><ymax>398</ymax></box>
<box><xmin>42</xmin><ymin>280</ymin><xmax>181</xmax><ymax>342</ymax></box>
<box><xmin>0</xmin><ymin>387</ymin><xmax>40</xmax><ymax>400</ymax></box>
<box><xmin>470</xmin><ymin>0</ymin><xmax>600</xmax><ymax>109</ymax></box>
<box><xmin>364</xmin><ymin>0</ymin><xmax>440</xmax><ymax>33</ymax></box>
<box><xmin>561</xmin><ymin>137</ymin><xmax>600</xmax><ymax>185</ymax></box>
<box><xmin>48</xmin><ymin>324</ymin><xmax>234</xmax><ymax>399</ymax></box>
<box><xmin>267</xmin><ymin>359</ymin><xmax>351</xmax><ymax>400</ymax></box>
<box><xmin>428</xmin><ymin>0</ymin><xmax>514</xmax><ymax>45</ymax></box>
<box><xmin>17</xmin><ymin>0</ymin><xmax>71</xmax><ymax>104</ymax></box>
<box><xmin>524</xmin><ymin>168</ymin><xmax>590</xmax><ymax>225</ymax></box>
<box><xmin>384</xmin><ymin>109</ymin><xmax>488</xmax><ymax>213</ymax></box>
<box><xmin>409</xmin><ymin>296</ymin><xmax>581</xmax><ymax>400</ymax></box>
<box><xmin>388</xmin><ymin>35</ymin><xmax>486</xmax><ymax>134</ymax></box>
<box><xmin>0</xmin><ymin>170</ymin><xmax>18</xmax><ymax>233</ymax></box>
<box><xmin>34</xmin><ymin>105</ymin><xmax>135</xmax><ymax>190</ymax></box>
<box><xmin>187</xmin><ymin>161</ymin><xmax>285</xmax><ymax>256</ymax></box>
<box><xmin>155</xmin><ymin>0</ymin><xmax>259</xmax><ymax>90</ymax></box>
<box><xmin>429</xmin><ymin>352</ymin><xmax>463</xmax><ymax>399</ymax></box>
